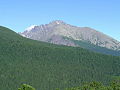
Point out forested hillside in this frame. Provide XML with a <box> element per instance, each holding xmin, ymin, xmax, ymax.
<box><xmin>64</xmin><ymin>37</ymin><xmax>120</xmax><ymax>56</ymax></box>
<box><xmin>18</xmin><ymin>80</ymin><xmax>120</xmax><ymax>90</ymax></box>
<box><xmin>0</xmin><ymin>26</ymin><xmax>120</xmax><ymax>90</ymax></box>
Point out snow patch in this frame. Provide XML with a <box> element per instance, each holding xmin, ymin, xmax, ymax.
<box><xmin>26</xmin><ymin>25</ymin><xmax>37</xmax><ymax>31</ymax></box>
<box><xmin>56</xmin><ymin>21</ymin><xmax>60</xmax><ymax>24</ymax></box>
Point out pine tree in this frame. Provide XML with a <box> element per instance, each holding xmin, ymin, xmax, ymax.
<box><xmin>18</xmin><ymin>84</ymin><xmax>35</xmax><ymax>90</ymax></box>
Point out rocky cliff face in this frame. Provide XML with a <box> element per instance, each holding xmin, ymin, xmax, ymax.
<box><xmin>20</xmin><ymin>20</ymin><xmax>120</xmax><ymax>51</ymax></box>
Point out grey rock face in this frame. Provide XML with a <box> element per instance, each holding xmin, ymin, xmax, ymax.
<box><xmin>20</xmin><ymin>20</ymin><xmax>120</xmax><ymax>50</ymax></box>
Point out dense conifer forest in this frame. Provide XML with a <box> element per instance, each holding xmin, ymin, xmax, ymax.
<box><xmin>18</xmin><ymin>80</ymin><xmax>120</xmax><ymax>90</ymax></box>
<box><xmin>0</xmin><ymin>26</ymin><xmax>120</xmax><ymax>90</ymax></box>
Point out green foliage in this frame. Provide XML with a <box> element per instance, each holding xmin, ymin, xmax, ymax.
<box><xmin>110</xmin><ymin>79</ymin><xmax>120</xmax><ymax>90</ymax></box>
<box><xmin>66</xmin><ymin>80</ymin><xmax>120</xmax><ymax>90</ymax></box>
<box><xmin>20</xmin><ymin>80</ymin><xmax>119</xmax><ymax>90</ymax></box>
<box><xmin>0</xmin><ymin>26</ymin><xmax>120</xmax><ymax>90</ymax></box>
<box><xmin>18</xmin><ymin>84</ymin><xmax>35</xmax><ymax>90</ymax></box>
<box><xmin>63</xmin><ymin>37</ymin><xmax>120</xmax><ymax>56</ymax></box>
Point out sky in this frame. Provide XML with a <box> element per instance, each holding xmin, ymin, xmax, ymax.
<box><xmin>0</xmin><ymin>0</ymin><xmax>120</xmax><ymax>41</ymax></box>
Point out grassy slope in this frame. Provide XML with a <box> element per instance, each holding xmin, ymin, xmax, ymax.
<box><xmin>0</xmin><ymin>26</ymin><xmax>120</xmax><ymax>90</ymax></box>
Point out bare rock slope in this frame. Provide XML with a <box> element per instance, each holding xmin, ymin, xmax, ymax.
<box><xmin>20</xmin><ymin>20</ymin><xmax>120</xmax><ymax>51</ymax></box>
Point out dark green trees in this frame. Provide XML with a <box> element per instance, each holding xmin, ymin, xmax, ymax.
<box><xmin>17</xmin><ymin>80</ymin><xmax>120</xmax><ymax>90</ymax></box>
<box><xmin>66</xmin><ymin>80</ymin><xmax>120</xmax><ymax>90</ymax></box>
<box><xmin>18</xmin><ymin>84</ymin><xmax>35</xmax><ymax>90</ymax></box>
<box><xmin>110</xmin><ymin>80</ymin><xmax>120</xmax><ymax>90</ymax></box>
<box><xmin>1</xmin><ymin>26</ymin><xmax>120</xmax><ymax>90</ymax></box>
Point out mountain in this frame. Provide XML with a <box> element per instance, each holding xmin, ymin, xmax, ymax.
<box><xmin>19</xmin><ymin>20</ymin><xmax>120</xmax><ymax>56</ymax></box>
<box><xmin>1</xmin><ymin>26</ymin><xmax>120</xmax><ymax>90</ymax></box>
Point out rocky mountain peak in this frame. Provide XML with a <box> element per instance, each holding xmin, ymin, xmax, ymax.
<box><xmin>49</xmin><ymin>20</ymin><xmax>66</xmax><ymax>25</ymax></box>
<box><xmin>20</xmin><ymin>20</ymin><xmax>120</xmax><ymax>51</ymax></box>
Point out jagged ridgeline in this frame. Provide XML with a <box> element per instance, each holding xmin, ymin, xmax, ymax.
<box><xmin>20</xmin><ymin>20</ymin><xmax>120</xmax><ymax>56</ymax></box>
<box><xmin>0</xmin><ymin>26</ymin><xmax>120</xmax><ymax>90</ymax></box>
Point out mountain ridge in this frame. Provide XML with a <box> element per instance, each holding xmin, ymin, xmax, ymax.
<box><xmin>19</xmin><ymin>20</ymin><xmax>120</xmax><ymax>56</ymax></box>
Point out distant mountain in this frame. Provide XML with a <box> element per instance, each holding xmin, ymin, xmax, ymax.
<box><xmin>20</xmin><ymin>20</ymin><xmax>120</xmax><ymax>56</ymax></box>
<box><xmin>1</xmin><ymin>26</ymin><xmax>120</xmax><ymax>90</ymax></box>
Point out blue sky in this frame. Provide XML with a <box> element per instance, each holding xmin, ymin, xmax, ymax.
<box><xmin>0</xmin><ymin>0</ymin><xmax>120</xmax><ymax>41</ymax></box>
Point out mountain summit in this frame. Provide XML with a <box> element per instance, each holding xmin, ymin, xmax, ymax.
<box><xmin>50</xmin><ymin>20</ymin><xmax>66</xmax><ymax>25</ymax></box>
<box><xmin>20</xmin><ymin>20</ymin><xmax>120</xmax><ymax>55</ymax></box>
